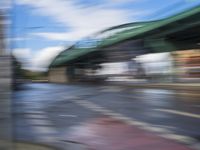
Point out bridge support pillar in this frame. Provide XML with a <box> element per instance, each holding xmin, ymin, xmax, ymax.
<box><xmin>48</xmin><ymin>67</ymin><xmax>70</xmax><ymax>83</ymax></box>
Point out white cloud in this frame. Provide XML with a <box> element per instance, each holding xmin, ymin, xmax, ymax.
<box><xmin>12</xmin><ymin>46</ymin><xmax>65</xmax><ymax>71</ymax></box>
<box><xmin>31</xmin><ymin>46</ymin><xmax>64</xmax><ymax>71</ymax></box>
<box><xmin>16</xmin><ymin>0</ymin><xmax>139</xmax><ymax>41</ymax></box>
<box><xmin>15</xmin><ymin>0</ymin><xmax>143</xmax><ymax>71</ymax></box>
<box><xmin>8</xmin><ymin>37</ymin><xmax>27</xmax><ymax>42</ymax></box>
<box><xmin>12</xmin><ymin>48</ymin><xmax>32</xmax><ymax>68</ymax></box>
<box><xmin>16</xmin><ymin>0</ymin><xmax>128</xmax><ymax>26</ymax></box>
<box><xmin>0</xmin><ymin>0</ymin><xmax>11</xmax><ymax>9</ymax></box>
<box><xmin>12</xmin><ymin>48</ymin><xmax>31</xmax><ymax>61</ymax></box>
<box><xmin>31</xmin><ymin>31</ymin><xmax>86</xmax><ymax>41</ymax></box>
<box><xmin>107</xmin><ymin>0</ymin><xmax>138</xmax><ymax>5</ymax></box>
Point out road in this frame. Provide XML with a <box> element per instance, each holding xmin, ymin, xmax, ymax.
<box><xmin>12</xmin><ymin>83</ymin><xmax>200</xmax><ymax>149</ymax></box>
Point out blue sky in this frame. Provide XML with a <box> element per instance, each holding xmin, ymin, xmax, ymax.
<box><xmin>10</xmin><ymin>0</ymin><xmax>200</xmax><ymax>71</ymax></box>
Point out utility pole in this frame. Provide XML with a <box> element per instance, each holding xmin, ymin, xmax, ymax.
<box><xmin>0</xmin><ymin>10</ymin><xmax>6</xmax><ymax>55</ymax></box>
<box><xmin>0</xmin><ymin>1</ymin><xmax>13</xmax><ymax>150</ymax></box>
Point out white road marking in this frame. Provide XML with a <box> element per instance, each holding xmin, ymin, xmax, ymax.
<box><xmin>33</xmin><ymin>126</ymin><xmax>57</xmax><ymax>134</ymax></box>
<box><xmin>24</xmin><ymin>111</ymin><xmax>59</xmax><ymax>143</ymax></box>
<box><xmin>72</xmin><ymin>99</ymin><xmax>199</xmax><ymax>148</ymax></box>
<box><xmin>160</xmin><ymin>133</ymin><xmax>197</xmax><ymax>145</ymax></box>
<box><xmin>28</xmin><ymin>119</ymin><xmax>54</xmax><ymax>126</ymax></box>
<box><xmin>74</xmin><ymin>99</ymin><xmax>172</xmax><ymax>133</ymax></box>
<box><xmin>119</xmin><ymin>95</ymin><xmax>140</xmax><ymax>99</ymax></box>
<box><xmin>153</xmin><ymin>125</ymin><xmax>177</xmax><ymax>130</ymax></box>
<box><xmin>154</xmin><ymin>109</ymin><xmax>200</xmax><ymax>119</ymax></box>
<box><xmin>26</xmin><ymin>114</ymin><xmax>48</xmax><ymax>119</ymax></box>
<box><xmin>59</xmin><ymin>114</ymin><xmax>77</xmax><ymax>117</ymax></box>
<box><xmin>100</xmin><ymin>86</ymin><xmax>123</xmax><ymax>92</ymax></box>
<box><xmin>25</xmin><ymin>110</ymin><xmax>45</xmax><ymax>114</ymax></box>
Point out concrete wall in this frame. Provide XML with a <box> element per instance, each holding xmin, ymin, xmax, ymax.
<box><xmin>48</xmin><ymin>67</ymin><xmax>68</xmax><ymax>83</ymax></box>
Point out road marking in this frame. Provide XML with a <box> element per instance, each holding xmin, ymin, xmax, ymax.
<box><xmin>160</xmin><ymin>133</ymin><xmax>198</xmax><ymax>145</ymax></box>
<box><xmin>33</xmin><ymin>126</ymin><xmax>57</xmax><ymax>134</ymax></box>
<box><xmin>74</xmin><ymin>99</ymin><xmax>172</xmax><ymax>133</ymax></box>
<box><xmin>100</xmin><ymin>86</ymin><xmax>123</xmax><ymax>92</ymax></box>
<box><xmin>28</xmin><ymin>119</ymin><xmax>54</xmax><ymax>126</ymax></box>
<box><xmin>24</xmin><ymin>111</ymin><xmax>59</xmax><ymax>143</ymax></box>
<box><xmin>26</xmin><ymin>114</ymin><xmax>49</xmax><ymax>119</ymax></box>
<box><xmin>59</xmin><ymin>114</ymin><xmax>77</xmax><ymax>117</ymax></box>
<box><xmin>60</xmin><ymin>95</ymin><xmax>200</xmax><ymax>149</ymax></box>
<box><xmin>24</xmin><ymin>110</ymin><xmax>45</xmax><ymax>114</ymax></box>
<box><xmin>71</xmin><ymin>99</ymin><xmax>199</xmax><ymax>148</ymax></box>
<box><xmin>154</xmin><ymin>109</ymin><xmax>200</xmax><ymax>119</ymax></box>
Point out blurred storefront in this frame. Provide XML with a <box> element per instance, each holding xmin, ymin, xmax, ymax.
<box><xmin>172</xmin><ymin>49</ymin><xmax>200</xmax><ymax>82</ymax></box>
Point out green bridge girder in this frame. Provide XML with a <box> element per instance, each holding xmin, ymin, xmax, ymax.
<box><xmin>50</xmin><ymin>5</ymin><xmax>200</xmax><ymax>68</ymax></box>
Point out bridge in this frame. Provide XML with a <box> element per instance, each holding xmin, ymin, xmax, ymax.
<box><xmin>48</xmin><ymin>6</ymin><xmax>200</xmax><ymax>83</ymax></box>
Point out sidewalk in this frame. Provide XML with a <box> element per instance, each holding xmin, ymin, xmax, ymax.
<box><xmin>65</xmin><ymin>116</ymin><xmax>198</xmax><ymax>150</ymax></box>
<box><xmin>108</xmin><ymin>81</ymin><xmax>200</xmax><ymax>92</ymax></box>
<box><xmin>0</xmin><ymin>140</ymin><xmax>57</xmax><ymax>150</ymax></box>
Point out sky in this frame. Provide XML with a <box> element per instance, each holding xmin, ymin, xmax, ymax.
<box><xmin>7</xmin><ymin>0</ymin><xmax>200</xmax><ymax>71</ymax></box>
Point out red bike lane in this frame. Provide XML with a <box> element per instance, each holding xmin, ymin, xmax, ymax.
<box><xmin>66</xmin><ymin>116</ymin><xmax>194</xmax><ymax>150</ymax></box>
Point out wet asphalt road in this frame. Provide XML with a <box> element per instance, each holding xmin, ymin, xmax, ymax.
<box><xmin>12</xmin><ymin>83</ymin><xmax>200</xmax><ymax>144</ymax></box>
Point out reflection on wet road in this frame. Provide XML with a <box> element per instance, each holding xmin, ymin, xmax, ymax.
<box><xmin>13</xmin><ymin>83</ymin><xmax>200</xmax><ymax>144</ymax></box>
